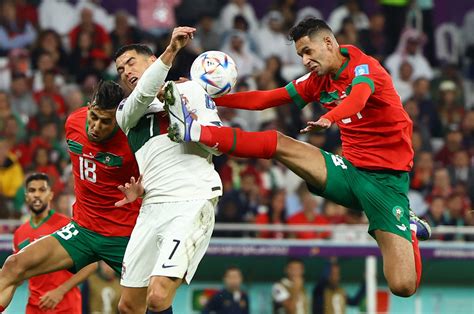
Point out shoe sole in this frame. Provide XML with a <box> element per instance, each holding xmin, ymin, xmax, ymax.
<box><xmin>163</xmin><ymin>82</ymin><xmax>185</xmax><ymax>143</ymax></box>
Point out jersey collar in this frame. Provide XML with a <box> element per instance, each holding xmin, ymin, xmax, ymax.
<box><xmin>332</xmin><ymin>47</ymin><xmax>350</xmax><ymax>81</ymax></box>
<box><xmin>30</xmin><ymin>209</ymin><xmax>55</xmax><ymax>229</ymax></box>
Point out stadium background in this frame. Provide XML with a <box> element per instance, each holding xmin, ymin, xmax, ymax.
<box><xmin>0</xmin><ymin>0</ymin><xmax>473</xmax><ymax>313</ymax></box>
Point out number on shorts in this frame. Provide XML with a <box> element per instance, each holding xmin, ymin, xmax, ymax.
<box><xmin>79</xmin><ymin>157</ymin><xmax>97</xmax><ymax>183</ymax></box>
<box><xmin>331</xmin><ymin>155</ymin><xmax>347</xmax><ymax>169</ymax></box>
<box><xmin>168</xmin><ymin>239</ymin><xmax>181</xmax><ymax>260</ymax></box>
<box><xmin>56</xmin><ymin>223</ymin><xmax>79</xmax><ymax>240</ymax></box>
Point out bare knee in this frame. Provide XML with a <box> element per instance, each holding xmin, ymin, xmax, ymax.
<box><xmin>147</xmin><ymin>280</ymin><xmax>173</xmax><ymax>311</ymax></box>
<box><xmin>388</xmin><ymin>278</ymin><xmax>417</xmax><ymax>297</ymax></box>
<box><xmin>118</xmin><ymin>297</ymin><xmax>145</xmax><ymax>314</ymax></box>
<box><xmin>2</xmin><ymin>255</ymin><xmax>27</xmax><ymax>282</ymax></box>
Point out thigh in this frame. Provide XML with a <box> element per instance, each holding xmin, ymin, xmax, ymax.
<box><xmin>274</xmin><ymin>132</ymin><xmax>327</xmax><ymax>190</ymax></box>
<box><xmin>121</xmin><ymin>206</ymin><xmax>159</xmax><ymax>288</ymax></box>
<box><xmin>14</xmin><ymin>235</ymin><xmax>73</xmax><ymax>279</ymax></box>
<box><xmin>375</xmin><ymin>230</ymin><xmax>416</xmax><ymax>288</ymax></box>
<box><xmin>152</xmin><ymin>198</ymin><xmax>216</xmax><ymax>284</ymax></box>
<box><xmin>51</xmin><ymin>222</ymin><xmax>99</xmax><ymax>273</ymax></box>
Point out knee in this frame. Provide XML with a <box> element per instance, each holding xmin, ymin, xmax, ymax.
<box><xmin>389</xmin><ymin>279</ymin><xmax>417</xmax><ymax>297</ymax></box>
<box><xmin>3</xmin><ymin>255</ymin><xmax>26</xmax><ymax>281</ymax></box>
<box><xmin>147</xmin><ymin>283</ymin><xmax>172</xmax><ymax>311</ymax></box>
<box><xmin>118</xmin><ymin>296</ymin><xmax>145</xmax><ymax>314</ymax></box>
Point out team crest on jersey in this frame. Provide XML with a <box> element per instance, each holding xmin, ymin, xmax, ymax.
<box><xmin>392</xmin><ymin>206</ymin><xmax>404</xmax><ymax>221</ymax></box>
<box><xmin>354</xmin><ymin>64</ymin><xmax>369</xmax><ymax>76</ymax></box>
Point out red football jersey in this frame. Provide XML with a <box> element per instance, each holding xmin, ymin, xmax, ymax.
<box><xmin>65</xmin><ymin>107</ymin><xmax>140</xmax><ymax>236</ymax></box>
<box><xmin>286</xmin><ymin>45</ymin><xmax>414</xmax><ymax>171</ymax></box>
<box><xmin>13</xmin><ymin>210</ymin><xmax>81</xmax><ymax>313</ymax></box>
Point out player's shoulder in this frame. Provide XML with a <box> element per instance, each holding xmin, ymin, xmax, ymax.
<box><xmin>344</xmin><ymin>45</ymin><xmax>385</xmax><ymax>77</ymax></box>
<box><xmin>66</xmin><ymin>107</ymin><xmax>88</xmax><ymax>130</ymax></box>
<box><xmin>50</xmin><ymin>211</ymin><xmax>71</xmax><ymax>224</ymax></box>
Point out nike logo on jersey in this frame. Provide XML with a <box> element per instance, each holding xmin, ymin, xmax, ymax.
<box><xmin>162</xmin><ymin>264</ymin><xmax>177</xmax><ymax>269</ymax></box>
<box><xmin>396</xmin><ymin>224</ymin><xmax>407</xmax><ymax>231</ymax></box>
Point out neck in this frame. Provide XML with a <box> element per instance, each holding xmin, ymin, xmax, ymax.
<box><xmin>31</xmin><ymin>209</ymin><xmax>50</xmax><ymax>225</ymax></box>
<box><xmin>331</xmin><ymin>50</ymin><xmax>346</xmax><ymax>75</ymax></box>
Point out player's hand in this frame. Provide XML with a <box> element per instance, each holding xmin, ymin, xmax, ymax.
<box><xmin>168</xmin><ymin>26</ymin><xmax>195</xmax><ymax>52</ymax></box>
<box><xmin>115</xmin><ymin>175</ymin><xmax>144</xmax><ymax>207</ymax></box>
<box><xmin>39</xmin><ymin>288</ymin><xmax>65</xmax><ymax>310</ymax></box>
<box><xmin>300</xmin><ymin>117</ymin><xmax>332</xmax><ymax>133</ymax></box>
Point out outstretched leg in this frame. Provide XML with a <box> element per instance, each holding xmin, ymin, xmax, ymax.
<box><xmin>0</xmin><ymin>235</ymin><xmax>73</xmax><ymax>309</ymax></box>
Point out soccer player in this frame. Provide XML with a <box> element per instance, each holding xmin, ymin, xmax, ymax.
<box><xmin>165</xmin><ymin>18</ymin><xmax>431</xmax><ymax>297</ymax></box>
<box><xmin>0</xmin><ymin>81</ymin><xmax>141</xmax><ymax>311</ymax></box>
<box><xmin>114</xmin><ymin>28</ymin><xmax>222</xmax><ymax>313</ymax></box>
<box><xmin>13</xmin><ymin>173</ymin><xmax>97</xmax><ymax>313</ymax></box>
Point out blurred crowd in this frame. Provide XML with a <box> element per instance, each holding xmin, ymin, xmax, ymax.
<box><xmin>0</xmin><ymin>0</ymin><xmax>474</xmax><ymax>242</ymax></box>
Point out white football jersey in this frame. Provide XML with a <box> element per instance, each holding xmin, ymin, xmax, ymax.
<box><xmin>116</xmin><ymin>59</ymin><xmax>222</xmax><ymax>205</ymax></box>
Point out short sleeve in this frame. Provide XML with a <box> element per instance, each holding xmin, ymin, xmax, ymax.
<box><xmin>351</xmin><ymin>62</ymin><xmax>377</xmax><ymax>94</ymax></box>
<box><xmin>272</xmin><ymin>283</ymin><xmax>290</xmax><ymax>302</ymax></box>
<box><xmin>285</xmin><ymin>72</ymin><xmax>316</xmax><ymax>109</ymax></box>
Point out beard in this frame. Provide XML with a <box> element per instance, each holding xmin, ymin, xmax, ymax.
<box><xmin>29</xmin><ymin>203</ymin><xmax>48</xmax><ymax>216</ymax></box>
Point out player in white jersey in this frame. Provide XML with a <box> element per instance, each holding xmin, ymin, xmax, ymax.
<box><xmin>114</xmin><ymin>27</ymin><xmax>223</xmax><ymax>314</ymax></box>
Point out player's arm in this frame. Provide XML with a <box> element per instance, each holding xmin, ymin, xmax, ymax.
<box><xmin>214</xmin><ymin>87</ymin><xmax>292</xmax><ymax>110</ymax></box>
<box><xmin>38</xmin><ymin>262</ymin><xmax>98</xmax><ymax>310</ymax></box>
<box><xmin>117</xmin><ymin>27</ymin><xmax>195</xmax><ymax>132</ymax></box>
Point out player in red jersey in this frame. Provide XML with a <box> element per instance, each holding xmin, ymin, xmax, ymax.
<box><xmin>0</xmin><ymin>81</ymin><xmax>141</xmax><ymax>311</ymax></box>
<box><xmin>13</xmin><ymin>173</ymin><xmax>97</xmax><ymax>314</ymax></box>
<box><xmin>165</xmin><ymin>18</ymin><xmax>431</xmax><ymax>297</ymax></box>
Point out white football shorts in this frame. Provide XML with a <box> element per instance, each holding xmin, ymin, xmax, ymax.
<box><xmin>120</xmin><ymin>198</ymin><xmax>217</xmax><ymax>287</ymax></box>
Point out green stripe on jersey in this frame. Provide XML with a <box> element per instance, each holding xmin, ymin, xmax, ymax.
<box><xmin>352</xmin><ymin>76</ymin><xmax>375</xmax><ymax>94</ymax></box>
<box><xmin>67</xmin><ymin>139</ymin><xmax>83</xmax><ymax>154</ymax></box>
<box><xmin>285</xmin><ymin>82</ymin><xmax>307</xmax><ymax>109</ymax></box>
<box><xmin>320</xmin><ymin>90</ymin><xmax>340</xmax><ymax>104</ymax></box>
<box><xmin>127</xmin><ymin>113</ymin><xmax>162</xmax><ymax>153</ymax></box>
<box><xmin>18</xmin><ymin>239</ymin><xmax>30</xmax><ymax>250</ymax></box>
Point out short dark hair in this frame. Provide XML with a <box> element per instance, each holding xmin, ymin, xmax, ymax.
<box><xmin>114</xmin><ymin>44</ymin><xmax>154</xmax><ymax>61</ymax></box>
<box><xmin>90</xmin><ymin>80</ymin><xmax>124</xmax><ymax>110</ymax></box>
<box><xmin>224</xmin><ymin>265</ymin><xmax>242</xmax><ymax>276</ymax></box>
<box><xmin>26</xmin><ymin>173</ymin><xmax>50</xmax><ymax>188</ymax></box>
<box><xmin>286</xmin><ymin>257</ymin><xmax>304</xmax><ymax>266</ymax></box>
<box><xmin>288</xmin><ymin>18</ymin><xmax>333</xmax><ymax>42</ymax></box>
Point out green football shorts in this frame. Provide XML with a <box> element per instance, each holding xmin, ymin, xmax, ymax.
<box><xmin>308</xmin><ymin>150</ymin><xmax>412</xmax><ymax>242</ymax></box>
<box><xmin>52</xmin><ymin>221</ymin><xmax>130</xmax><ymax>274</ymax></box>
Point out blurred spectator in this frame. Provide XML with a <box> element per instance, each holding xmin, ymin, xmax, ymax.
<box><xmin>221</xmin><ymin>14</ymin><xmax>258</xmax><ymax>54</ymax></box>
<box><xmin>31</xmin><ymin>29</ymin><xmax>69</xmax><ymax>73</ymax></box>
<box><xmin>221</xmin><ymin>30</ymin><xmax>263</xmax><ymax>78</ymax></box>
<box><xmin>33</xmin><ymin>71</ymin><xmax>67</xmax><ymax>116</ymax></box>
<box><xmin>322</xmin><ymin>201</ymin><xmax>347</xmax><ymax>224</ymax></box>
<box><xmin>380</xmin><ymin>0</ymin><xmax>409</xmax><ymax>54</ymax></box>
<box><xmin>10</xmin><ymin>72</ymin><xmax>37</xmax><ymax>121</ymax></box>
<box><xmin>359</xmin><ymin>12</ymin><xmax>387</xmax><ymax>62</ymax></box>
<box><xmin>272</xmin><ymin>258</ymin><xmax>309</xmax><ymax>314</ymax></box>
<box><xmin>443</xmin><ymin>193</ymin><xmax>466</xmax><ymax>241</ymax></box>
<box><xmin>393</xmin><ymin>61</ymin><xmax>414</xmax><ymax>102</ymax></box>
<box><xmin>63</xmin><ymin>85</ymin><xmax>87</xmax><ymax>115</ymax></box>
<box><xmin>435</xmin><ymin>127</ymin><xmax>464</xmax><ymax>167</ymax></box>
<box><xmin>335</xmin><ymin>17</ymin><xmax>360</xmax><ymax>47</ymax></box>
<box><xmin>55</xmin><ymin>192</ymin><xmax>74</xmax><ymax>217</ymax></box>
<box><xmin>327</xmin><ymin>0</ymin><xmax>369</xmax><ymax>34</ymax></box>
<box><xmin>422</xmin><ymin>196</ymin><xmax>448</xmax><ymax>239</ymax></box>
<box><xmin>38</xmin><ymin>0</ymin><xmax>77</xmax><ymax>36</ymax></box>
<box><xmin>0</xmin><ymin>136</ymin><xmax>24</xmax><ymax>211</ymax></box>
<box><xmin>82</xmin><ymin>260</ymin><xmax>122</xmax><ymax>314</ymax></box>
<box><xmin>270</xmin><ymin>0</ymin><xmax>297</xmax><ymax>31</ymax></box>
<box><xmin>28</xmin><ymin>95</ymin><xmax>63</xmax><ymax>135</ymax></box>
<box><xmin>412</xmin><ymin>77</ymin><xmax>443</xmax><ymax>138</ymax></box>
<box><xmin>312</xmin><ymin>260</ymin><xmax>365</xmax><ymax>314</ymax></box>
<box><xmin>461</xmin><ymin>110</ymin><xmax>474</xmax><ymax>155</ymax></box>
<box><xmin>287</xmin><ymin>190</ymin><xmax>330</xmax><ymax>240</ymax></box>
<box><xmin>447</xmin><ymin>150</ymin><xmax>472</xmax><ymax>185</ymax></box>
<box><xmin>69</xmin><ymin>7</ymin><xmax>112</xmax><ymax>57</ymax></box>
<box><xmin>255</xmin><ymin>189</ymin><xmax>287</xmax><ymax>239</ymax></box>
<box><xmin>436</xmin><ymin>80</ymin><xmax>464</xmax><ymax>130</ymax></box>
<box><xmin>32</xmin><ymin>52</ymin><xmax>66</xmax><ymax>93</ymax></box>
<box><xmin>255</xmin><ymin>159</ymin><xmax>286</xmax><ymax>195</ymax></box>
<box><xmin>214</xmin><ymin>195</ymin><xmax>245</xmax><ymax>238</ymax></box>
<box><xmin>28</xmin><ymin>146</ymin><xmax>65</xmax><ymax>194</ymax></box>
<box><xmin>137</xmin><ymin>0</ymin><xmax>181</xmax><ymax>38</ymax></box>
<box><xmin>0</xmin><ymin>0</ymin><xmax>36</xmax><ymax>56</ymax></box>
<box><xmin>29</xmin><ymin>122</ymin><xmax>68</xmax><ymax>169</ymax></box>
<box><xmin>202</xmin><ymin>266</ymin><xmax>249</xmax><ymax>314</ymax></box>
<box><xmin>192</xmin><ymin>15</ymin><xmax>221</xmax><ymax>53</ymax></box>
<box><xmin>76</xmin><ymin>0</ymin><xmax>114</xmax><ymax>32</ymax></box>
<box><xmin>14</xmin><ymin>0</ymin><xmax>38</xmax><ymax>28</ymax></box>
<box><xmin>411</xmin><ymin>151</ymin><xmax>434</xmax><ymax>195</ymax></box>
<box><xmin>219</xmin><ymin>0</ymin><xmax>258</xmax><ymax>34</ymax></box>
<box><xmin>405</xmin><ymin>99</ymin><xmax>431</xmax><ymax>150</ymax></box>
<box><xmin>385</xmin><ymin>29</ymin><xmax>433</xmax><ymax>81</ymax></box>
<box><xmin>69</xmin><ymin>31</ymin><xmax>95</xmax><ymax>83</ymax></box>
<box><xmin>429</xmin><ymin>168</ymin><xmax>452</xmax><ymax>201</ymax></box>
<box><xmin>110</xmin><ymin>10</ymin><xmax>143</xmax><ymax>55</ymax></box>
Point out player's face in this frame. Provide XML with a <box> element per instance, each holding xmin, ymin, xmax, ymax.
<box><xmin>87</xmin><ymin>106</ymin><xmax>117</xmax><ymax>142</ymax></box>
<box><xmin>286</xmin><ymin>261</ymin><xmax>304</xmax><ymax>279</ymax></box>
<box><xmin>115</xmin><ymin>50</ymin><xmax>157</xmax><ymax>91</ymax></box>
<box><xmin>224</xmin><ymin>269</ymin><xmax>243</xmax><ymax>291</ymax></box>
<box><xmin>25</xmin><ymin>180</ymin><xmax>53</xmax><ymax>216</ymax></box>
<box><xmin>295</xmin><ymin>35</ymin><xmax>334</xmax><ymax>76</ymax></box>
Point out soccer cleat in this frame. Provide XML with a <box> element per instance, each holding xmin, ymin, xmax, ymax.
<box><xmin>409</xmin><ymin>210</ymin><xmax>431</xmax><ymax>241</ymax></box>
<box><xmin>163</xmin><ymin>81</ymin><xmax>193</xmax><ymax>143</ymax></box>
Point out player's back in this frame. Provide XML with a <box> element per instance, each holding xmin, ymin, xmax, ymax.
<box><xmin>65</xmin><ymin>107</ymin><xmax>140</xmax><ymax>237</ymax></box>
<box><xmin>118</xmin><ymin>81</ymin><xmax>223</xmax><ymax>205</ymax></box>
<box><xmin>13</xmin><ymin>211</ymin><xmax>82</xmax><ymax>312</ymax></box>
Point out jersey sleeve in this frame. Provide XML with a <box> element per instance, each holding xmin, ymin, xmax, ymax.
<box><xmin>272</xmin><ymin>282</ymin><xmax>290</xmax><ymax>302</ymax></box>
<box><xmin>350</xmin><ymin>61</ymin><xmax>377</xmax><ymax>95</ymax></box>
<box><xmin>116</xmin><ymin>58</ymin><xmax>171</xmax><ymax>134</ymax></box>
<box><xmin>285</xmin><ymin>72</ymin><xmax>318</xmax><ymax>109</ymax></box>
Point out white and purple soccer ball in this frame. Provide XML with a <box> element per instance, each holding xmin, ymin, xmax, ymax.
<box><xmin>190</xmin><ymin>51</ymin><xmax>238</xmax><ymax>98</ymax></box>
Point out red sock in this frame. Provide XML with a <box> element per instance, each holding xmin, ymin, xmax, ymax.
<box><xmin>200</xmin><ymin>126</ymin><xmax>277</xmax><ymax>159</ymax></box>
<box><xmin>0</xmin><ymin>305</ymin><xmax>5</xmax><ymax>312</ymax></box>
<box><xmin>411</xmin><ymin>230</ymin><xmax>422</xmax><ymax>288</ymax></box>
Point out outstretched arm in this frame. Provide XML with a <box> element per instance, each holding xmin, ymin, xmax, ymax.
<box><xmin>38</xmin><ymin>262</ymin><xmax>98</xmax><ymax>310</ymax></box>
<box><xmin>214</xmin><ymin>87</ymin><xmax>291</xmax><ymax>110</ymax></box>
<box><xmin>117</xmin><ymin>26</ymin><xmax>195</xmax><ymax>133</ymax></box>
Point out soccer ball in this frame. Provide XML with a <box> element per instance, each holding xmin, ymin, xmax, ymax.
<box><xmin>190</xmin><ymin>51</ymin><xmax>238</xmax><ymax>98</ymax></box>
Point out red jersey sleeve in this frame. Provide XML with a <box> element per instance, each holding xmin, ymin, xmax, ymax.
<box><xmin>284</xmin><ymin>72</ymin><xmax>320</xmax><ymax>109</ymax></box>
<box><xmin>214</xmin><ymin>87</ymin><xmax>291</xmax><ymax>110</ymax></box>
